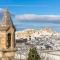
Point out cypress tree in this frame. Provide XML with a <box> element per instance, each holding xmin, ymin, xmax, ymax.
<box><xmin>27</xmin><ymin>47</ymin><xmax>41</xmax><ymax>60</ymax></box>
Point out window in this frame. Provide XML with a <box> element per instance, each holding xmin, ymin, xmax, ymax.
<box><xmin>7</xmin><ymin>33</ymin><xmax>11</xmax><ymax>48</ymax></box>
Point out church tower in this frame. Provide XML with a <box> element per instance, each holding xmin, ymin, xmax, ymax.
<box><xmin>0</xmin><ymin>9</ymin><xmax>16</xmax><ymax>60</ymax></box>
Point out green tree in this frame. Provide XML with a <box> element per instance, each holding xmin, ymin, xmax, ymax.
<box><xmin>27</xmin><ymin>47</ymin><xmax>41</xmax><ymax>60</ymax></box>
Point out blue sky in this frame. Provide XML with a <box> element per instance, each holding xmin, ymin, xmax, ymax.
<box><xmin>0</xmin><ymin>0</ymin><xmax>60</xmax><ymax>32</ymax></box>
<box><xmin>0</xmin><ymin>0</ymin><xmax>60</xmax><ymax>14</ymax></box>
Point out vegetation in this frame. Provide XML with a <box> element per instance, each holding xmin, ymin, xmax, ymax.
<box><xmin>27</xmin><ymin>47</ymin><xmax>41</xmax><ymax>60</ymax></box>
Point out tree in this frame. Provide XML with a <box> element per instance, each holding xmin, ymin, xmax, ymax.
<box><xmin>27</xmin><ymin>47</ymin><xmax>41</xmax><ymax>60</ymax></box>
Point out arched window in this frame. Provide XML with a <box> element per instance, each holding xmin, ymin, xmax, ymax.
<box><xmin>7</xmin><ymin>33</ymin><xmax>11</xmax><ymax>48</ymax></box>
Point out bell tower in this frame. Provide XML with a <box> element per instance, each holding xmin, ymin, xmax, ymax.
<box><xmin>0</xmin><ymin>9</ymin><xmax>16</xmax><ymax>60</ymax></box>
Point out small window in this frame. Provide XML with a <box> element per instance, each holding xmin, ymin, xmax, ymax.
<box><xmin>7</xmin><ymin>33</ymin><xmax>11</xmax><ymax>48</ymax></box>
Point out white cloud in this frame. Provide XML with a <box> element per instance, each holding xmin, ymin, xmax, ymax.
<box><xmin>0</xmin><ymin>4</ymin><xmax>47</xmax><ymax>7</ymax></box>
<box><xmin>15</xmin><ymin>14</ymin><xmax>60</xmax><ymax>21</ymax></box>
<box><xmin>0</xmin><ymin>8</ymin><xmax>4</xmax><ymax>13</ymax></box>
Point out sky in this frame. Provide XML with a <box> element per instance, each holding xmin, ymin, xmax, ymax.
<box><xmin>0</xmin><ymin>0</ymin><xmax>60</xmax><ymax>32</ymax></box>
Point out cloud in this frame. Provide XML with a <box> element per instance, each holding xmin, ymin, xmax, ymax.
<box><xmin>0</xmin><ymin>8</ymin><xmax>15</xmax><ymax>17</ymax></box>
<box><xmin>15</xmin><ymin>14</ymin><xmax>60</xmax><ymax>23</ymax></box>
<box><xmin>0</xmin><ymin>8</ymin><xmax>4</xmax><ymax>13</ymax></box>
<box><xmin>0</xmin><ymin>4</ymin><xmax>25</xmax><ymax>7</ymax></box>
<box><xmin>0</xmin><ymin>8</ymin><xmax>4</xmax><ymax>20</ymax></box>
<box><xmin>0</xmin><ymin>4</ymin><xmax>47</xmax><ymax>7</ymax></box>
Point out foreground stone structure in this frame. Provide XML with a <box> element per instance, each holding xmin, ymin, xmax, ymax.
<box><xmin>0</xmin><ymin>9</ymin><xmax>16</xmax><ymax>60</ymax></box>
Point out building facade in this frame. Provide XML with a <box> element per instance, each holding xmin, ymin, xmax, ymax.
<box><xmin>0</xmin><ymin>9</ymin><xmax>16</xmax><ymax>60</ymax></box>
